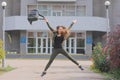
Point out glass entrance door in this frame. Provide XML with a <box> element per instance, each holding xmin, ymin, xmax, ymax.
<box><xmin>66</xmin><ymin>38</ymin><xmax>76</xmax><ymax>54</ymax></box>
<box><xmin>37</xmin><ymin>38</ymin><xmax>48</xmax><ymax>54</ymax></box>
<box><xmin>37</xmin><ymin>37</ymin><xmax>52</xmax><ymax>54</ymax></box>
<box><xmin>27</xmin><ymin>31</ymin><xmax>85</xmax><ymax>54</ymax></box>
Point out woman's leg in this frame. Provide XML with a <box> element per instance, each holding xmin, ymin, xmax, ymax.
<box><xmin>61</xmin><ymin>49</ymin><xmax>79</xmax><ymax>66</ymax></box>
<box><xmin>44</xmin><ymin>50</ymin><xmax>58</xmax><ymax>71</ymax></box>
<box><xmin>60</xmin><ymin>49</ymin><xmax>84</xmax><ymax>70</ymax></box>
<box><xmin>41</xmin><ymin>49</ymin><xmax>58</xmax><ymax>77</ymax></box>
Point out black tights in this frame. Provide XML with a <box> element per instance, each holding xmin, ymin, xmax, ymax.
<box><xmin>43</xmin><ymin>48</ymin><xmax>79</xmax><ymax>72</ymax></box>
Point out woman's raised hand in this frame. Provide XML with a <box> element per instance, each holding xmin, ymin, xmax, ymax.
<box><xmin>72</xmin><ymin>19</ymin><xmax>77</xmax><ymax>24</ymax></box>
<box><xmin>44</xmin><ymin>18</ymin><xmax>48</xmax><ymax>22</ymax></box>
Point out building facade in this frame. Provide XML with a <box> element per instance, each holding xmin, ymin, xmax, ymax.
<box><xmin>0</xmin><ymin>0</ymin><xmax>119</xmax><ymax>56</ymax></box>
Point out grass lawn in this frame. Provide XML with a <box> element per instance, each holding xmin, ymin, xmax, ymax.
<box><xmin>0</xmin><ymin>65</ymin><xmax>15</xmax><ymax>75</ymax></box>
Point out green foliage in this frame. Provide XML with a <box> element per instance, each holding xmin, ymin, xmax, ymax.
<box><xmin>109</xmin><ymin>68</ymin><xmax>120</xmax><ymax>80</ymax></box>
<box><xmin>91</xmin><ymin>25</ymin><xmax>120</xmax><ymax>80</ymax></box>
<box><xmin>92</xmin><ymin>42</ymin><xmax>110</xmax><ymax>72</ymax></box>
<box><xmin>0</xmin><ymin>39</ymin><xmax>5</xmax><ymax>63</ymax></box>
<box><xmin>104</xmin><ymin>25</ymin><xmax>120</xmax><ymax>68</ymax></box>
<box><xmin>91</xmin><ymin>66</ymin><xmax>120</xmax><ymax>80</ymax></box>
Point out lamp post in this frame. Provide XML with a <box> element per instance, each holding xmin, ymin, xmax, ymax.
<box><xmin>1</xmin><ymin>1</ymin><xmax>7</xmax><ymax>68</ymax></box>
<box><xmin>105</xmin><ymin>1</ymin><xmax>111</xmax><ymax>43</ymax></box>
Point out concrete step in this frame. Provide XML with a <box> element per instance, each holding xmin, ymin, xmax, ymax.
<box><xmin>6</xmin><ymin>54</ymin><xmax>90</xmax><ymax>60</ymax></box>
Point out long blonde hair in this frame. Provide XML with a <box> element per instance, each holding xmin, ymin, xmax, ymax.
<box><xmin>56</xmin><ymin>26</ymin><xmax>70</xmax><ymax>39</ymax></box>
<box><xmin>62</xmin><ymin>26</ymin><xmax>70</xmax><ymax>40</ymax></box>
<box><xmin>49</xmin><ymin>26</ymin><xmax>71</xmax><ymax>40</ymax></box>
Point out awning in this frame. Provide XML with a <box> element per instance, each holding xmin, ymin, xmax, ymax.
<box><xmin>37</xmin><ymin>0</ymin><xmax>76</xmax><ymax>2</ymax></box>
<box><xmin>5</xmin><ymin>16</ymin><xmax>108</xmax><ymax>32</ymax></box>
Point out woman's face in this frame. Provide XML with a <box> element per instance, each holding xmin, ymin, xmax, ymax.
<box><xmin>57</xmin><ymin>26</ymin><xmax>64</xmax><ymax>34</ymax></box>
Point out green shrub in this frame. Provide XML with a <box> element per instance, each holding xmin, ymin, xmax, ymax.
<box><xmin>92</xmin><ymin>42</ymin><xmax>110</xmax><ymax>72</ymax></box>
<box><xmin>109</xmin><ymin>68</ymin><xmax>120</xmax><ymax>80</ymax></box>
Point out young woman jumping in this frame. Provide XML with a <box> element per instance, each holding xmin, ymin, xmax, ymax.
<box><xmin>41</xmin><ymin>18</ymin><xmax>84</xmax><ymax>77</ymax></box>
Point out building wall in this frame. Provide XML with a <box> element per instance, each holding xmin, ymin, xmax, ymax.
<box><xmin>20</xmin><ymin>30</ymin><xmax>27</xmax><ymax>54</ymax></box>
<box><xmin>11</xmin><ymin>0</ymin><xmax>21</xmax><ymax>16</ymax></box>
<box><xmin>21</xmin><ymin>0</ymin><xmax>36</xmax><ymax>16</ymax></box>
<box><xmin>0</xmin><ymin>0</ymin><xmax>20</xmax><ymax>39</ymax></box>
<box><xmin>85</xmin><ymin>31</ymin><xmax>92</xmax><ymax>55</ymax></box>
<box><xmin>21</xmin><ymin>0</ymin><xmax>93</xmax><ymax>16</ymax></box>
<box><xmin>92</xmin><ymin>31</ymin><xmax>106</xmax><ymax>45</ymax></box>
<box><xmin>111</xmin><ymin>0</ymin><xmax>120</xmax><ymax>26</ymax></box>
<box><xmin>93</xmin><ymin>0</ymin><xmax>120</xmax><ymax>27</ymax></box>
<box><xmin>1</xmin><ymin>0</ymin><xmax>120</xmax><ymax>38</ymax></box>
<box><xmin>93</xmin><ymin>0</ymin><xmax>106</xmax><ymax>17</ymax></box>
<box><xmin>0</xmin><ymin>0</ymin><xmax>8</xmax><ymax>39</ymax></box>
<box><xmin>1</xmin><ymin>0</ymin><xmax>120</xmax><ymax>55</ymax></box>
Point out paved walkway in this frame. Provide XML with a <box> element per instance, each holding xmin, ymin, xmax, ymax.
<box><xmin>0</xmin><ymin>59</ymin><xmax>105</xmax><ymax>80</ymax></box>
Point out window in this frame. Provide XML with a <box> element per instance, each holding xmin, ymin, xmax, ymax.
<box><xmin>70</xmin><ymin>32</ymin><xmax>75</xmax><ymax>37</ymax></box>
<box><xmin>27</xmin><ymin>31</ymin><xmax>52</xmax><ymax>54</ymax></box>
<box><xmin>63</xmin><ymin>5</ymin><xmax>75</xmax><ymax>16</ymax></box>
<box><xmin>77</xmin><ymin>38</ymin><xmax>85</xmax><ymax>47</ymax></box>
<box><xmin>77</xmin><ymin>32</ymin><xmax>85</xmax><ymax>38</ymax></box>
<box><xmin>38</xmin><ymin>5</ymin><xmax>49</xmax><ymax>16</ymax></box>
<box><xmin>76</xmin><ymin>6</ymin><xmax>86</xmax><ymax>16</ymax></box>
<box><xmin>27</xmin><ymin>38</ymin><xmax>36</xmax><ymax>53</ymax></box>
<box><xmin>52</xmin><ymin>5</ymin><xmax>62</xmax><ymax>16</ymax></box>
<box><xmin>52</xmin><ymin>5</ymin><xmax>62</xmax><ymax>11</ymax></box>
<box><xmin>37</xmin><ymin>32</ymin><xmax>48</xmax><ymax>37</ymax></box>
<box><xmin>28</xmin><ymin>38</ymin><xmax>36</xmax><ymax>47</ymax></box>
<box><xmin>28</xmin><ymin>32</ymin><xmax>36</xmax><ymax>38</ymax></box>
<box><xmin>27</xmin><ymin>32</ymin><xmax>36</xmax><ymax>53</ymax></box>
<box><xmin>53</xmin><ymin>11</ymin><xmax>62</xmax><ymax>16</ymax></box>
<box><xmin>76</xmin><ymin>32</ymin><xmax>85</xmax><ymax>54</ymax></box>
<box><xmin>27</xmin><ymin>5</ymin><xmax>37</xmax><ymax>15</ymax></box>
<box><xmin>28</xmin><ymin>3</ymin><xmax>86</xmax><ymax>16</ymax></box>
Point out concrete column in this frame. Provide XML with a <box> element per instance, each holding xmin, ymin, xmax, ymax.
<box><xmin>86</xmin><ymin>0</ymin><xmax>93</xmax><ymax>16</ymax></box>
<box><xmin>20</xmin><ymin>30</ymin><xmax>27</xmax><ymax>55</ymax></box>
<box><xmin>20</xmin><ymin>0</ymin><xmax>37</xmax><ymax>16</ymax></box>
<box><xmin>85</xmin><ymin>31</ymin><xmax>92</xmax><ymax>55</ymax></box>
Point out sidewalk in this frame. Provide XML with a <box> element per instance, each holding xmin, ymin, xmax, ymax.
<box><xmin>0</xmin><ymin>59</ymin><xmax>105</xmax><ymax>80</ymax></box>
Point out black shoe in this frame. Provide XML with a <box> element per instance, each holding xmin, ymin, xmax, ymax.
<box><xmin>79</xmin><ymin>65</ymin><xmax>84</xmax><ymax>70</ymax></box>
<box><xmin>41</xmin><ymin>71</ymin><xmax>46</xmax><ymax>77</ymax></box>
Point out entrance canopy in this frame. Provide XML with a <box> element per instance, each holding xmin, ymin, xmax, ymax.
<box><xmin>37</xmin><ymin>0</ymin><xmax>76</xmax><ymax>2</ymax></box>
<box><xmin>5</xmin><ymin>16</ymin><xmax>107</xmax><ymax>32</ymax></box>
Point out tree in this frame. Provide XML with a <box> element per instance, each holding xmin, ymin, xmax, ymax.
<box><xmin>104</xmin><ymin>25</ymin><xmax>120</xmax><ymax>68</ymax></box>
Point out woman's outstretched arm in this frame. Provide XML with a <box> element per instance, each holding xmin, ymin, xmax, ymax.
<box><xmin>44</xmin><ymin>18</ymin><xmax>55</xmax><ymax>32</ymax></box>
<box><xmin>68</xmin><ymin>19</ymin><xmax>77</xmax><ymax>30</ymax></box>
